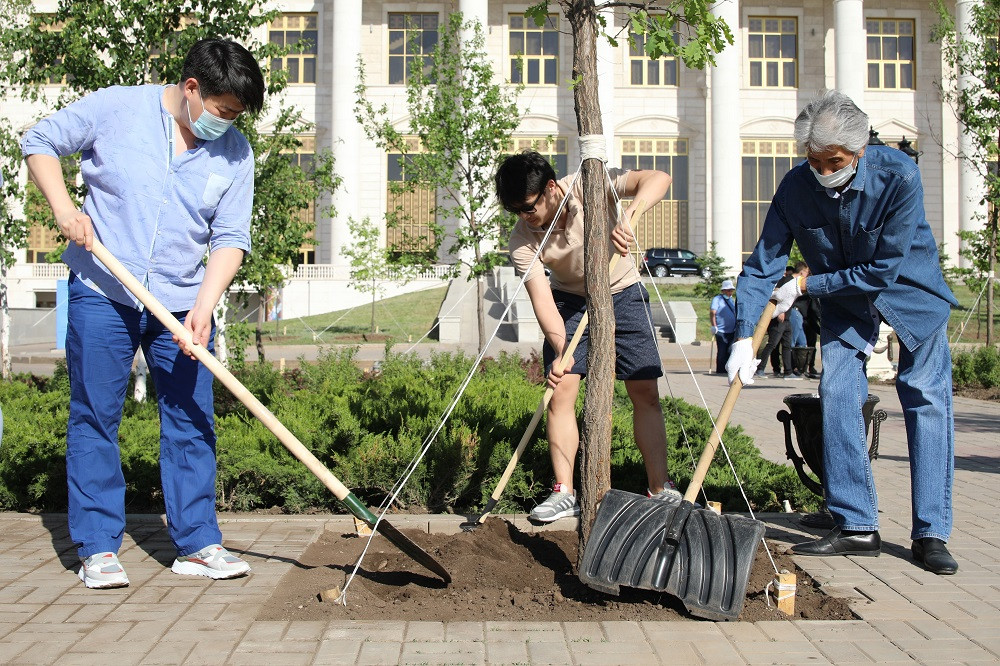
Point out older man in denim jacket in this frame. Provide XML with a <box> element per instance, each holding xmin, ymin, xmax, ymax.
<box><xmin>726</xmin><ymin>91</ymin><xmax>959</xmax><ymax>575</ymax></box>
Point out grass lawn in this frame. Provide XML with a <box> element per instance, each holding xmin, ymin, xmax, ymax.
<box><xmin>254</xmin><ymin>279</ymin><xmax>996</xmax><ymax>348</ymax></box>
<box><xmin>258</xmin><ymin>285</ymin><xmax>448</xmax><ymax>345</ymax></box>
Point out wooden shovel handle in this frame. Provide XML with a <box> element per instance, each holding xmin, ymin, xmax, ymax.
<box><xmin>89</xmin><ymin>239</ymin><xmax>354</xmax><ymax>502</ymax></box>
<box><xmin>683</xmin><ymin>300</ymin><xmax>776</xmax><ymax>503</ymax></box>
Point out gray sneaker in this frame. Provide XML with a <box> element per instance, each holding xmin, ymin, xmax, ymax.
<box><xmin>647</xmin><ymin>482</ymin><xmax>682</xmax><ymax>501</ymax></box>
<box><xmin>529</xmin><ymin>489</ymin><xmax>580</xmax><ymax>523</ymax></box>
<box><xmin>78</xmin><ymin>552</ymin><xmax>129</xmax><ymax>589</ymax></box>
<box><xmin>171</xmin><ymin>544</ymin><xmax>251</xmax><ymax>579</ymax></box>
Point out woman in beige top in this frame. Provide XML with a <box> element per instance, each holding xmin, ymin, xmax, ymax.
<box><xmin>495</xmin><ymin>150</ymin><xmax>679</xmax><ymax>523</ymax></box>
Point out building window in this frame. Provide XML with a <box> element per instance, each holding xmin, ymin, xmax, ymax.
<box><xmin>269</xmin><ymin>13</ymin><xmax>318</xmax><ymax>84</ymax></box>
<box><xmin>387</xmin><ymin>137</ymin><xmax>436</xmax><ymax>256</ymax></box>
<box><xmin>866</xmin><ymin>18</ymin><xmax>915</xmax><ymax>90</ymax></box>
<box><xmin>748</xmin><ymin>17</ymin><xmax>797</xmax><ymax>88</ymax></box>
<box><xmin>628</xmin><ymin>27</ymin><xmax>679</xmax><ymax>86</ymax></box>
<box><xmin>25</xmin><ymin>225</ymin><xmax>60</xmax><ymax>263</ymax></box>
<box><xmin>388</xmin><ymin>12</ymin><xmax>438</xmax><ymax>85</ymax></box>
<box><xmin>741</xmin><ymin>139</ymin><xmax>805</xmax><ymax>258</ymax></box>
<box><xmin>509</xmin><ymin>136</ymin><xmax>568</xmax><ymax>178</ymax></box>
<box><xmin>620</xmin><ymin>138</ymin><xmax>689</xmax><ymax>256</ymax></box>
<box><xmin>283</xmin><ymin>136</ymin><xmax>317</xmax><ymax>264</ymax></box>
<box><xmin>509</xmin><ymin>13</ymin><xmax>559</xmax><ymax>85</ymax></box>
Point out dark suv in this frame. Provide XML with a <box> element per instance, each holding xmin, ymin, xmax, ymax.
<box><xmin>642</xmin><ymin>248</ymin><xmax>701</xmax><ymax>277</ymax></box>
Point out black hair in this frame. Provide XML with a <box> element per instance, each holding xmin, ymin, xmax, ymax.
<box><xmin>495</xmin><ymin>150</ymin><xmax>556</xmax><ymax>211</ymax></box>
<box><xmin>180</xmin><ymin>39</ymin><xmax>265</xmax><ymax>114</ymax></box>
<box><xmin>793</xmin><ymin>261</ymin><xmax>809</xmax><ymax>272</ymax></box>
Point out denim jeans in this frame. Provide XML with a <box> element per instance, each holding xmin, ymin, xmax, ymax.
<box><xmin>788</xmin><ymin>308</ymin><xmax>807</xmax><ymax>347</ymax></box>
<box><xmin>819</xmin><ymin>324</ymin><xmax>953</xmax><ymax>540</ymax></box>
<box><xmin>66</xmin><ymin>275</ymin><xmax>222</xmax><ymax>558</ymax></box>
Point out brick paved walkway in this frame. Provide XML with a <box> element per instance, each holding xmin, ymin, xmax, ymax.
<box><xmin>2</xmin><ymin>341</ymin><xmax>998</xmax><ymax>664</ymax></box>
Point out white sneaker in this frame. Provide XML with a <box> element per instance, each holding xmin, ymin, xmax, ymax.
<box><xmin>78</xmin><ymin>552</ymin><xmax>129</xmax><ymax>589</ymax></box>
<box><xmin>529</xmin><ymin>485</ymin><xmax>580</xmax><ymax>523</ymax></box>
<box><xmin>171</xmin><ymin>544</ymin><xmax>251</xmax><ymax>579</ymax></box>
<box><xmin>647</xmin><ymin>481</ymin><xmax>683</xmax><ymax>501</ymax></box>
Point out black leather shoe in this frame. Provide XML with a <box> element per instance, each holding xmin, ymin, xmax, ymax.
<box><xmin>912</xmin><ymin>538</ymin><xmax>958</xmax><ymax>575</ymax></box>
<box><xmin>791</xmin><ymin>527</ymin><xmax>880</xmax><ymax>557</ymax></box>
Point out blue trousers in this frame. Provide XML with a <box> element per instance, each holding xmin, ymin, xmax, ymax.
<box><xmin>66</xmin><ymin>275</ymin><xmax>222</xmax><ymax>558</ymax></box>
<box><xmin>819</xmin><ymin>324</ymin><xmax>954</xmax><ymax>540</ymax></box>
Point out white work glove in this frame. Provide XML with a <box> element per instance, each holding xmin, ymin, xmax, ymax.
<box><xmin>771</xmin><ymin>277</ymin><xmax>803</xmax><ymax>316</ymax></box>
<box><xmin>710</xmin><ymin>325</ymin><xmax>718</xmax><ymax>335</ymax></box>
<box><xmin>725</xmin><ymin>338</ymin><xmax>760</xmax><ymax>386</ymax></box>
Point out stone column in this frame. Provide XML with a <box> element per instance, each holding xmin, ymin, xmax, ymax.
<box><xmin>833</xmin><ymin>0</ymin><xmax>865</xmax><ymax>106</ymax></box>
<box><xmin>710</xmin><ymin>0</ymin><xmax>742</xmax><ymax>272</ymax></box>
<box><xmin>957</xmin><ymin>0</ymin><xmax>987</xmax><ymax>267</ymax></box>
<box><xmin>330</xmin><ymin>0</ymin><xmax>362</xmax><ymax>267</ymax></box>
<box><xmin>597</xmin><ymin>6</ymin><xmax>616</xmax><ymax>164</ymax></box>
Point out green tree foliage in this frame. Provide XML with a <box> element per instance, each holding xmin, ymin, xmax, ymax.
<box><xmin>0</xmin><ymin>0</ymin><xmax>340</xmax><ymax>366</ymax></box>
<box><xmin>934</xmin><ymin>0</ymin><xmax>999</xmax><ymax>344</ymax></box>
<box><xmin>343</xmin><ymin>216</ymin><xmax>418</xmax><ymax>333</ymax></box>
<box><xmin>355</xmin><ymin>12</ymin><xmax>525</xmax><ymax>351</ymax></box>
<box><xmin>952</xmin><ymin>344</ymin><xmax>1000</xmax><ymax>389</ymax></box>
<box><xmin>526</xmin><ymin>1</ymin><xmax>733</xmax><ymax>70</ymax></box>
<box><xmin>0</xmin><ymin>351</ymin><xmax>819</xmax><ymax>514</ymax></box>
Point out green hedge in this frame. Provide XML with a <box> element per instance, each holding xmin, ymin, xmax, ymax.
<box><xmin>953</xmin><ymin>345</ymin><xmax>1000</xmax><ymax>389</ymax></box>
<box><xmin>0</xmin><ymin>349</ymin><xmax>820</xmax><ymax>515</ymax></box>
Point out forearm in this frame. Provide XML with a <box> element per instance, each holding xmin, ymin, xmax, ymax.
<box><xmin>195</xmin><ymin>247</ymin><xmax>244</xmax><ymax>312</ymax></box>
<box><xmin>526</xmin><ymin>278</ymin><xmax>567</xmax><ymax>353</ymax></box>
<box><xmin>25</xmin><ymin>154</ymin><xmax>77</xmax><ymax>216</ymax></box>
<box><xmin>625</xmin><ymin>170</ymin><xmax>671</xmax><ymax>214</ymax></box>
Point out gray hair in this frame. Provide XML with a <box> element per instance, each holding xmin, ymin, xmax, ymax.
<box><xmin>794</xmin><ymin>90</ymin><xmax>870</xmax><ymax>154</ymax></box>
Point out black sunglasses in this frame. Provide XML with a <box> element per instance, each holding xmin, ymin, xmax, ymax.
<box><xmin>504</xmin><ymin>189</ymin><xmax>545</xmax><ymax>215</ymax></box>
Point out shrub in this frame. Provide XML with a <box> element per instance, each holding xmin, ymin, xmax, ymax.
<box><xmin>952</xmin><ymin>345</ymin><xmax>1000</xmax><ymax>389</ymax></box>
<box><xmin>0</xmin><ymin>349</ymin><xmax>821</xmax><ymax>515</ymax></box>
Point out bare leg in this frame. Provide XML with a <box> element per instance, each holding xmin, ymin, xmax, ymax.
<box><xmin>626</xmin><ymin>378</ymin><xmax>670</xmax><ymax>492</ymax></box>
<box><xmin>546</xmin><ymin>374</ymin><xmax>582</xmax><ymax>493</ymax></box>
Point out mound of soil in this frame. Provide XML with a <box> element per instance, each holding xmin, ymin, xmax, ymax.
<box><xmin>258</xmin><ymin>518</ymin><xmax>854</xmax><ymax>623</ymax></box>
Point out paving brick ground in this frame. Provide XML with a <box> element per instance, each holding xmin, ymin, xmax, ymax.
<box><xmin>2</xmin><ymin>338</ymin><xmax>998</xmax><ymax>664</ymax></box>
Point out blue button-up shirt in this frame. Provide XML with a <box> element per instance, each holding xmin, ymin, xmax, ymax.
<box><xmin>735</xmin><ymin>145</ymin><xmax>957</xmax><ymax>353</ymax></box>
<box><xmin>22</xmin><ymin>84</ymin><xmax>253</xmax><ymax>312</ymax></box>
<box><xmin>710</xmin><ymin>293</ymin><xmax>737</xmax><ymax>334</ymax></box>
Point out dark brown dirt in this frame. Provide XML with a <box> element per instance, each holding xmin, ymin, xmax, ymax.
<box><xmin>258</xmin><ymin>517</ymin><xmax>855</xmax><ymax>623</ymax></box>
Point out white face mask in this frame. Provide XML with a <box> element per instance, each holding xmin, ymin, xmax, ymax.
<box><xmin>810</xmin><ymin>155</ymin><xmax>858</xmax><ymax>189</ymax></box>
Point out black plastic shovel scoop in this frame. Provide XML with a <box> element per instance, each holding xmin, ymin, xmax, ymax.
<box><xmin>579</xmin><ymin>301</ymin><xmax>776</xmax><ymax>620</ymax></box>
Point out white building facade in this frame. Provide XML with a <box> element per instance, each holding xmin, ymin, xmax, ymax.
<box><xmin>6</xmin><ymin>0</ymin><xmax>984</xmax><ymax>318</ymax></box>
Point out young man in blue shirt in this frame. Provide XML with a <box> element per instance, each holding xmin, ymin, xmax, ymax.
<box><xmin>23</xmin><ymin>39</ymin><xmax>264</xmax><ymax>588</ymax></box>
<box><xmin>726</xmin><ymin>91</ymin><xmax>959</xmax><ymax>575</ymax></box>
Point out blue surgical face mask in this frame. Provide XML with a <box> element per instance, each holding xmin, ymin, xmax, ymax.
<box><xmin>186</xmin><ymin>90</ymin><xmax>234</xmax><ymax>141</ymax></box>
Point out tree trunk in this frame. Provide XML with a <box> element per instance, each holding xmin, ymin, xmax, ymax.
<box><xmin>1</xmin><ymin>264</ymin><xmax>10</xmax><ymax>380</ymax></box>
<box><xmin>133</xmin><ymin>348</ymin><xmax>148</xmax><ymax>402</ymax></box>
<box><xmin>566</xmin><ymin>0</ymin><xmax>614</xmax><ymax>548</ymax></box>
<box><xmin>214</xmin><ymin>292</ymin><xmax>229</xmax><ymax>367</ymax></box>
<box><xmin>475</xmin><ymin>244</ymin><xmax>486</xmax><ymax>352</ymax></box>
<box><xmin>370</xmin><ymin>276</ymin><xmax>377</xmax><ymax>333</ymax></box>
<box><xmin>988</xmin><ymin>211</ymin><xmax>996</xmax><ymax>346</ymax></box>
<box><xmin>255</xmin><ymin>293</ymin><xmax>266</xmax><ymax>362</ymax></box>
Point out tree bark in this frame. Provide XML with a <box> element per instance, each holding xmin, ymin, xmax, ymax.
<box><xmin>565</xmin><ymin>0</ymin><xmax>614</xmax><ymax>548</ymax></box>
<box><xmin>475</xmin><ymin>243</ymin><xmax>486</xmax><ymax>352</ymax></box>
<box><xmin>256</xmin><ymin>292</ymin><xmax>266</xmax><ymax>362</ymax></box>
<box><xmin>1</xmin><ymin>264</ymin><xmax>10</xmax><ymax>380</ymax></box>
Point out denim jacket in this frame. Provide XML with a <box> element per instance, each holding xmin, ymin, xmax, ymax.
<box><xmin>735</xmin><ymin>145</ymin><xmax>957</xmax><ymax>353</ymax></box>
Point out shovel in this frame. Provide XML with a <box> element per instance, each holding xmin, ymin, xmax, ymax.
<box><xmin>578</xmin><ymin>300</ymin><xmax>776</xmax><ymax>620</ymax></box>
<box><xmin>460</xmin><ymin>252</ymin><xmax>623</xmax><ymax>531</ymax></box>
<box><xmin>89</xmin><ymin>239</ymin><xmax>450</xmax><ymax>584</ymax></box>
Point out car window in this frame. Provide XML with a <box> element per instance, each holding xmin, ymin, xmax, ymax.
<box><xmin>681</xmin><ymin>251</ymin><xmax>696</xmax><ymax>260</ymax></box>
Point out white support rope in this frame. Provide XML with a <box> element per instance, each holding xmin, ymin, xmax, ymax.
<box><xmin>950</xmin><ymin>274</ymin><xmax>992</xmax><ymax>344</ymax></box>
<box><xmin>337</xmin><ymin>170</ymin><xmax>583</xmax><ymax>603</ymax></box>
<box><xmin>607</xmin><ymin>172</ymin><xmax>781</xmax><ymax>577</ymax></box>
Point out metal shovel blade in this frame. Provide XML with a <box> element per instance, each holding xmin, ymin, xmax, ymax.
<box><xmin>579</xmin><ymin>489</ymin><xmax>765</xmax><ymax>621</ymax></box>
